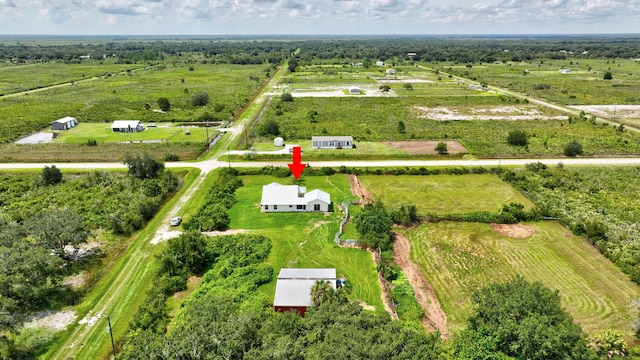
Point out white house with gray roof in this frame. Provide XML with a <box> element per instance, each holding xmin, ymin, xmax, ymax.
<box><xmin>311</xmin><ymin>136</ymin><xmax>353</xmax><ymax>149</ymax></box>
<box><xmin>260</xmin><ymin>182</ymin><xmax>331</xmax><ymax>212</ymax></box>
<box><xmin>111</xmin><ymin>120</ymin><xmax>144</xmax><ymax>133</ymax></box>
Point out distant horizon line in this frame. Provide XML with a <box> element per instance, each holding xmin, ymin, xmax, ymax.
<box><xmin>1</xmin><ymin>33</ymin><xmax>640</xmax><ymax>38</ymax></box>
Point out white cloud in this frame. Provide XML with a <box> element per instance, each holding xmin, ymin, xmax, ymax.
<box><xmin>0</xmin><ymin>0</ymin><xmax>638</xmax><ymax>34</ymax></box>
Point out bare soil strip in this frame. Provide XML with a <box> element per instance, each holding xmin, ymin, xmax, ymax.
<box><xmin>393</xmin><ymin>231</ymin><xmax>450</xmax><ymax>338</ymax></box>
<box><xmin>491</xmin><ymin>223</ymin><xmax>535</xmax><ymax>238</ymax></box>
<box><xmin>347</xmin><ymin>174</ymin><xmax>373</xmax><ymax>205</ymax></box>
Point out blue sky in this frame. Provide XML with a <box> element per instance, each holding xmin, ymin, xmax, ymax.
<box><xmin>0</xmin><ymin>0</ymin><xmax>638</xmax><ymax>35</ymax></box>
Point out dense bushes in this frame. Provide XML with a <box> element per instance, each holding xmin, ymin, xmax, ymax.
<box><xmin>502</xmin><ymin>165</ymin><xmax>640</xmax><ymax>284</ymax></box>
<box><xmin>119</xmin><ymin>232</ymin><xmax>449</xmax><ymax>359</ymax></box>
<box><xmin>455</xmin><ymin>276</ymin><xmax>595</xmax><ymax>360</ymax></box>
<box><xmin>182</xmin><ymin>168</ymin><xmax>242</xmax><ymax>231</ymax></box>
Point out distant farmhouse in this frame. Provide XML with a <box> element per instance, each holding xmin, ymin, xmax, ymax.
<box><xmin>273</xmin><ymin>268</ymin><xmax>337</xmax><ymax>315</ymax></box>
<box><xmin>111</xmin><ymin>120</ymin><xmax>144</xmax><ymax>133</ymax></box>
<box><xmin>376</xmin><ymin>61</ymin><xmax>384</xmax><ymax>66</ymax></box>
<box><xmin>50</xmin><ymin>116</ymin><xmax>78</xmax><ymax>130</ymax></box>
<box><xmin>260</xmin><ymin>182</ymin><xmax>331</xmax><ymax>212</ymax></box>
<box><xmin>312</xmin><ymin>136</ymin><xmax>353</xmax><ymax>149</ymax></box>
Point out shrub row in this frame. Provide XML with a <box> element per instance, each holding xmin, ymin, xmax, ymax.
<box><xmin>182</xmin><ymin>168</ymin><xmax>242</xmax><ymax>231</ymax></box>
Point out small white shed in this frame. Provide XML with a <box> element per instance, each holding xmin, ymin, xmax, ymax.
<box><xmin>274</xmin><ymin>137</ymin><xmax>284</xmax><ymax>147</ymax></box>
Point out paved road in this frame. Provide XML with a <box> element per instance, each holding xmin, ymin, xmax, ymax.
<box><xmin>3</xmin><ymin>157</ymin><xmax>640</xmax><ymax>174</ymax></box>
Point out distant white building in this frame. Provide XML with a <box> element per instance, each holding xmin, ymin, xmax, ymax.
<box><xmin>260</xmin><ymin>182</ymin><xmax>331</xmax><ymax>212</ymax></box>
<box><xmin>386</xmin><ymin>68</ymin><xmax>397</xmax><ymax>75</ymax></box>
<box><xmin>312</xmin><ymin>136</ymin><xmax>354</xmax><ymax>149</ymax></box>
<box><xmin>348</xmin><ymin>86</ymin><xmax>361</xmax><ymax>95</ymax></box>
<box><xmin>111</xmin><ymin>120</ymin><xmax>144</xmax><ymax>133</ymax></box>
<box><xmin>50</xmin><ymin>116</ymin><xmax>78</xmax><ymax>130</ymax></box>
<box><xmin>274</xmin><ymin>137</ymin><xmax>284</xmax><ymax>147</ymax></box>
<box><xmin>376</xmin><ymin>61</ymin><xmax>384</xmax><ymax>66</ymax></box>
<box><xmin>559</xmin><ymin>69</ymin><xmax>572</xmax><ymax>74</ymax></box>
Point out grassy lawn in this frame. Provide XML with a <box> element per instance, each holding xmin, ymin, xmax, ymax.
<box><xmin>400</xmin><ymin>221</ymin><xmax>640</xmax><ymax>338</ymax></box>
<box><xmin>359</xmin><ymin>174</ymin><xmax>534</xmax><ymax>214</ymax></box>
<box><xmin>54</xmin><ymin>122</ymin><xmax>214</xmax><ymax>144</ymax></box>
<box><xmin>227</xmin><ymin>174</ymin><xmax>384</xmax><ymax>312</ymax></box>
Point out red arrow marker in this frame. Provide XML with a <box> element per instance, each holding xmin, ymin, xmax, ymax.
<box><xmin>288</xmin><ymin>146</ymin><xmax>306</xmax><ymax>180</ymax></box>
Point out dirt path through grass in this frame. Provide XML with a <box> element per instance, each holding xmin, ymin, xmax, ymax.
<box><xmin>393</xmin><ymin>231</ymin><xmax>450</xmax><ymax>338</ymax></box>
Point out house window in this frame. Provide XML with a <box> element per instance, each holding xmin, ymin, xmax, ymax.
<box><xmin>289</xmin><ymin>205</ymin><xmax>293</xmax><ymax>208</ymax></box>
<box><xmin>274</xmin><ymin>205</ymin><xmax>277</xmax><ymax>210</ymax></box>
<box><xmin>265</xmin><ymin>205</ymin><xmax>269</xmax><ymax>210</ymax></box>
<box><xmin>314</xmin><ymin>204</ymin><xmax>321</xmax><ymax>211</ymax></box>
<box><xmin>296</xmin><ymin>205</ymin><xmax>306</xmax><ymax>210</ymax></box>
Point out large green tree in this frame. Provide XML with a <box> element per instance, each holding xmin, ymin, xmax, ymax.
<box><xmin>25</xmin><ymin>208</ymin><xmax>90</xmax><ymax>258</ymax></box>
<box><xmin>122</xmin><ymin>153</ymin><xmax>165</xmax><ymax>179</ymax></box>
<box><xmin>353</xmin><ymin>202</ymin><xmax>393</xmax><ymax>250</ymax></box>
<box><xmin>455</xmin><ymin>276</ymin><xmax>596</xmax><ymax>360</ymax></box>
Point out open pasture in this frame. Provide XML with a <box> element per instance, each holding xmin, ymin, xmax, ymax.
<box><xmin>227</xmin><ymin>174</ymin><xmax>385</xmax><ymax>313</ymax></box>
<box><xmin>256</xmin><ymin>96</ymin><xmax>640</xmax><ymax>157</ymax></box>
<box><xmin>444</xmin><ymin>58</ymin><xmax>640</xmax><ymax>105</ymax></box>
<box><xmin>359</xmin><ymin>174</ymin><xmax>533</xmax><ymax>214</ymax></box>
<box><xmin>0</xmin><ymin>63</ymin><xmax>268</xmax><ymax>143</ymax></box>
<box><xmin>0</xmin><ymin>60</ymin><xmax>140</xmax><ymax>96</ymax></box>
<box><xmin>0</xmin><ymin>142</ymin><xmax>206</xmax><ymax>162</ymax></box>
<box><xmin>400</xmin><ymin>221</ymin><xmax>640</xmax><ymax>337</ymax></box>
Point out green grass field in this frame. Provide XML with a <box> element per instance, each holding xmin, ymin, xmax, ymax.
<box><xmin>400</xmin><ymin>221</ymin><xmax>640</xmax><ymax>338</ymax></box>
<box><xmin>359</xmin><ymin>174</ymin><xmax>534</xmax><ymax>214</ymax></box>
<box><xmin>0</xmin><ymin>60</ymin><xmax>142</xmax><ymax>95</ymax></box>
<box><xmin>227</xmin><ymin>174</ymin><xmax>385</xmax><ymax>312</ymax></box>
<box><xmin>53</xmin><ymin>123</ymin><xmax>214</xmax><ymax>144</ymax></box>
<box><xmin>0</xmin><ymin>63</ymin><xmax>268</xmax><ymax>143</ymax></box>
<box><xmin>444</xmin><ymin>58</ymin><xmax>640</xmax><ymax>105</ymax></box>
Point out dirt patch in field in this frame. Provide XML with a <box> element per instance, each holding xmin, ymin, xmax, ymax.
<box><xmin>24</xmin><ymin>310</ymin><xmax>77</xmax><ymax>331</ymax></box>
<box><xmin>348</xmin><ymin>174</ymin><xmax>373</xmax><ymax>205</ymax></box>
<box><xmin>569</xmin><ymin>105</ymin><xmax>640</xmax><ymax>119</ymax></box>
<box><xmin>62</xmin><ymin>272</ymin><xmax>86</xmax><ymax>289</ymax></box>
<box><xmin>412</xmin><ymin>105</ymin><xmax>567</xmax><ymax>121</ymax></box>
<box><xmin>491</xmin><ymin>223</ymin><xmax>535</xmax><ymax>238</ymax></box>
<box><xmin>393</xmin><ymin>231</ymin><xmax>449</xmax><ymax>338</ymax></box>
<box><xmin>385</xmin><ymin>140</ymin><xmax>467</xmax><ymax>154</ymax></box>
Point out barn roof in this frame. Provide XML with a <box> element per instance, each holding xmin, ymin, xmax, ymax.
<box><xmin>273</xmin><ymin>268</ymin><xmax>337</xmax><ymax>307</ymax></box>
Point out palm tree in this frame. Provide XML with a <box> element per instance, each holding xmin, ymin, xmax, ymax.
<box><xmin>310</xmin><ymin>280</ymin><xmax>334</xmax><ymax>307</ymax></box>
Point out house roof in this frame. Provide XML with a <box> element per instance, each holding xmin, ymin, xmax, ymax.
<box><xmin>311</xmin><ymin>136</ymin><xmax>353</xmax><ymax>142</ymax></box>
<box><xmin>50</xmin><ymin>116</ymin><xmax>77</xmax><ymax>125</ymax></box>
<box><xmin>274</xmin><ymin>268</ymin><xmax>337</xmax><ymax>307</ymax></box>
<box><xmin>111</xmin><ymin>120</ymin><xmax>142</xmax><ymax>128</ymax></box>
<box><xmin>261</xmin><ymin>182</ymin><xmax>330</xmax><ymax>206</ymax></box>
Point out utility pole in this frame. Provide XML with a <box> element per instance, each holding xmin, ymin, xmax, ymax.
<box><xmin>205</xmin><ymin>118</ymin><xmax>209</xmax><ymax>145</ymax></box>
<box><xmin>106</xmin><ymin>315</ymin><xmax>116</xmax><ymax>358</ymax></box>
<box><xmin>228</xmin><ymin>145</ymin><xmax>230</xmax><ymax>168</ymax></box>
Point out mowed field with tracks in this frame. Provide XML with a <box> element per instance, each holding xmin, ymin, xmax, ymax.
<box><xmin>362</xmin><ymin>174</ymin><xmax>640</xmax><ymax>337</ymax></box>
